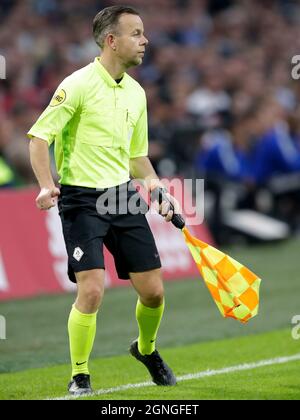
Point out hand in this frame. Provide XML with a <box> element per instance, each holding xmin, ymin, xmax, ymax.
<box><xmin>35</xmin><ymin>187</ymin><xmax>60</xmax><ymax>210</ymax></box>
<box><xmin>151</xmin><ymin>187</ymin><xmax>181</xmax><ymax>223</ymax></box>
<box><xmin>159</xmin><ymin>192</ymin><xmax>181</xmax><ymax>222</ymax></box>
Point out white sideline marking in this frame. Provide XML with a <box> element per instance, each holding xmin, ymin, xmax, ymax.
<box><xmin>48</xmin><ymin>353</ymin><xmax>300</xmax><ymax>400</ymax></box>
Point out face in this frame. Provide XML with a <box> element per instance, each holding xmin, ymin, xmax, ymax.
<box><xmin>113</xmin><ymin>13</ymin><xmax>148</xmax><ymax>68</ymax></box>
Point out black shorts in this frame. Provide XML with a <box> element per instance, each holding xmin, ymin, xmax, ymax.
<box><xmin>58</xmin><ymin>182</ymin><xmax>161</xmax><ymax>282</ymax></box>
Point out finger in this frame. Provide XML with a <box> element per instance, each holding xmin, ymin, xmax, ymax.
<box><xmin>36</xmin><ymin>200</ymin><xmax>43</xmax><ymax>210</ymax></box>
<box><xmin>164</xmin><ymin>209</ymin><xmax>173</xmax><ymax>222</ymax></box>
<box><xmin>172</xmin><ymin>200</ymin><xmax>181</xmax><ymax>214</ymax></box>
<box><xmin>51</xmin><ymin>188</ymin><xmax>61</xmax><ymax>197</ymax></box>
<box><xmin>37</xmin><ymin>200</ymin><xmax>53</xmax><ymax>210</ymax></box>
<box><xmin>42</xmin><ymin>200</ymin><xmax>55</xmax><ymax>209</ymax></box>
<box><xmin>41</xmin><ymin>205</ymin><xmax>53</xmax><ymax>211</ymax></box>
<box><xmin>161</xmin><ymin>201</ymin><xmax>171</xmax><ymax>216</ymax></box>
<box><xmin>166</xmin><ymin>194</ymin><xmax>181</xmax><ymax>214</ymax></box>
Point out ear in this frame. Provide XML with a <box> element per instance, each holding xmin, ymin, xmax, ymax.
<box><xmin>107</xmin><ymin>34</ymin><xmax>117</xmax><ymax>51</ymax></box>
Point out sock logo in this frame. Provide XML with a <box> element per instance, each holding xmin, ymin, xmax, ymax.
<box><xmin>76</xmin><ymin>361</ymin><xmax>86</xmax><ymax>366</ymax></box>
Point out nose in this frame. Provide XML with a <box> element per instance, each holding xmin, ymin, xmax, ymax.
<box><xmin>142</xmin><ymin>35</ymin><xmax>149</xmax><ymax>46</ymax></box>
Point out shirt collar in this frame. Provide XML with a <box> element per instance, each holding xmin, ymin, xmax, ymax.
<box><xmin>94</xmin><ymin>57</ymin><xmax>126</xmax><ymax>88</ymax></box>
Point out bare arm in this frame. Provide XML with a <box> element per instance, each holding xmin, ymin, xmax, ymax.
<box><xmin>130</xmin><ymin>156</ymin><xmax>168</xmax><ymax>192</ymax></box>
<box><xmin>29</xmin><ymin>137</ymin><xmax>60</xmax><ymax>210</ymax></box>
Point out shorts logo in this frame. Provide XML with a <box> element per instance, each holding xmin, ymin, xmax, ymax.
<box><xmin>50</xmin><ymin>89</ymin><xmax>66</xmax><ymax>107</ymax></box>
<box><xmin>73</xmin><ymin>247</ymin><xmax>84</xmax><ymax>262</ymax></box>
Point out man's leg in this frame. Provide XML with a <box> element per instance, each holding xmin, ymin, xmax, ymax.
<box><xmin>129</xmin><ymin>268</ymin><xmax>176</xmax><ymax>386</ymax></box>
<box><xmin>130</xmin><ymin>268</ymin><xmax>164</xmax><ymax>355</ymax></box>
<box><xmin>68</xmin><ymin>268</ymin><xmax>104</xmax><ymax>394</ymax></box>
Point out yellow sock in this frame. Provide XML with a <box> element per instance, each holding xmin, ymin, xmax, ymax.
<box><xmin>136</xmin><ymin>299</ymin><xmax>165</xmax><ymax>355</ymax></box>
<box><xmin>68</xmin><ymin>305</ymin><xmax>97</xmax><ymax>378</ymax></box>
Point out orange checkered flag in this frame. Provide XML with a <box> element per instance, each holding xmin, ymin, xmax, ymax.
<box><xmin>150</xmin><ymin>187</ymin><xmax>261</xmax><ymax>323</ymax></box>
<box><xmin>182</xmin><ymin>227</ymin><xmax>261</xmax><ymax>323</ymax></box>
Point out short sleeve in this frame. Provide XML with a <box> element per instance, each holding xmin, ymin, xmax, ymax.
<box><xmin>129</xmin><ymin>95</ymin><xmax>148</xmax><ymax>158</ymax></box>
<box><xmin>27</xmin><ymin>75</ymin><xmax>82</xmax><ymax>146</ymax></box>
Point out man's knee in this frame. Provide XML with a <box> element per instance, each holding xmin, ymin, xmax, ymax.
<box><xmin>130</xmin><ymin>269</ymin><xmax>165</xmax><ymax>307</ymax></box>
<box><xmin>139</xmin><ymin>276</ymin><xmax>164</xmax><ymax>307</ymax></box>
<box><xmin>76</xmin><ymin>269</ymin><xmax>105</xmax><ymax>311</ymax></box>
<box><xmin>82</xmin><ymin>283</ymin><xmax>103</xmax><ymax>307</ymax></box>
<box><xmin>142</xmin><ymin>289</ymin><xmax>164</xmax><ymax>307</ymax></box>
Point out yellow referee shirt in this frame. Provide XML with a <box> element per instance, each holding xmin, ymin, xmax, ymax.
<box><xmin>27</xmin><ymin>58</ymin><xmax>148</xmax><ymax>188</ymax></box>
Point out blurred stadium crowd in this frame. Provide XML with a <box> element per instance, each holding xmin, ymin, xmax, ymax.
<box><xmin>1</xmin><ymin>0</ymin><xmax>300</xmax><ymax>238</ymax></box>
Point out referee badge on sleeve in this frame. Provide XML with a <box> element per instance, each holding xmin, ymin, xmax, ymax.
<box><xmin>50</xmin><ymin>89</ymin><xmax>66</xmax><ymax>107</ymax></box>
<box><xmin>73</xmin><ymin>247</ymin><xmax>84</xmax><ymax>262</ymax></box>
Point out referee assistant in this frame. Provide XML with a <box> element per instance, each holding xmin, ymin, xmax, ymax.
<box><xmin>28</xmin><ymin>5</ymin><xmax>179</xmax><ymax>395</ymax></box>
